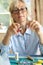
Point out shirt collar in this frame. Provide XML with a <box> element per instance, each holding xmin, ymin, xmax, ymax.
<box><xmin>16</xmin><ymin>28</ymin><xmax>31</xmax><ymax>36</ymax></box>
<box><xmin>25</xmin><ymin>28</ymin><xmax>31</xmax><ymax>35</ymax></box>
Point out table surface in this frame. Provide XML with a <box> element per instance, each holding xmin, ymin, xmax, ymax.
<box><xmin>9</xmin><ymin>55</ymin><xmax>43</xmax><ymax>65</ymax></box>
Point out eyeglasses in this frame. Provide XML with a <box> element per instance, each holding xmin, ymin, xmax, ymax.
<box><xmin>11</xmin><ymin>7</ymin><xmax>27</xmax><ymax>14</ymax></box>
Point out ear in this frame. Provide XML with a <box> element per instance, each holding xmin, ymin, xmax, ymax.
<box><xmin>11</xmin><ymin>13</ymin><xmax>13</xmax><ymax>17</ymax></box>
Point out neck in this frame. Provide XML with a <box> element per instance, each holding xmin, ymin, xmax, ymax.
<box><xmin>20</xmin><ymin>23</ymin><xmax>27</xmax><ymax>35</ymax></box>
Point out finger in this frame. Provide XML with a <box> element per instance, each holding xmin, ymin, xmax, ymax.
<box><xmin>15</xmin><ymin>23</ymin><xmax>20</xmax><ymax>29</ymax></box>
<box><xmin>12</xmin><ymin>23</ymin><xmax>21</xmax><ymax>33</ymax></box>
<box><xmin>13</xmin><ymin>28</ymin><xmax>18</xmax><ymax>34</ymax></box>
<box><xmin>9</xmin><ymin>25</ymin><xmax>14</xmax><ymax>31</ymax></box>
<box><xmin>12</xmin><ymin>23</ymin><xmax>18</xmax><ymax>31</ymax></box>
<box><xmin>15</xmin><ymin>23</ymin><xmax>20</xmax><ymax>27</ymax></box>
<box><xmin>31</xmin><ymin>23</ymin><xmax>38</xmax><ymax>29</ymax></box>
<box><xmin>12</xmin><ymin>23</ymin><xmax>20</xmax><ymax>30</ymax></box>
<box><xmin>31</xmin><ymin>21</ymin><xmax>40</xmax><ymax>29</ymax></box>
<box><xmin>10</xmin><ymin>25</ymin><xmax>18</xmax><ymax>34</ymax></box>
<box><xmin>26</xmin><ymin>22</ymin><xmax>30</xmax><ymax>28</ymax></box>
<box><xmin>34</xmin><ymin>25</ymin><xmax>39</xmax><ymax>32</ymax></box>
<box><xmin>30</xmin><ymin>20</ymin><xmax>36</xmax><ymax>27</ymax></box>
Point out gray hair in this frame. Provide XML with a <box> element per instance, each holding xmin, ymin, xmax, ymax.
<box><xmin>9</xmin><ymin>0</ymin><xmax>28</xmax><ymax>13</ymax></box>
<box><xmin>9</xmin><ymin>0</ymin><xmax>31</xmax><ymax>22</ymax></box>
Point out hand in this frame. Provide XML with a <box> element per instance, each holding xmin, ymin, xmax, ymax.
<box><xmin>27</xmin><ymin>20</ymin><xmax>42</xmax><ymax>33</ymax></box>
<box><xmin>2</xmin><ymin>23</ymin><xmax>20</xmax><ymax>45</ymax></box>
<box><xmin>27</xmin><ymin>20</ymin><xmax>43</xmax><ymax>44</ymax></box>
<box><xmin>8</xmin><ymin>22</ymin><xmax>20</xmax><ymax>36</ymax></box>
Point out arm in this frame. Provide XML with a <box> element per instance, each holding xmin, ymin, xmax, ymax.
<box><xmin>37</xmin><ymin>27</ymin><xmax>43</xmax><ymax>44</ymax></box>
<box><xmin>28</xmin><ymin>20</ymin><xmax>43</xmax><ymax>44</ymax></box>
<box><xmin>2</xmin><ymin>23</ymin><xmax>20</xmax><ymax>45</ymax></box>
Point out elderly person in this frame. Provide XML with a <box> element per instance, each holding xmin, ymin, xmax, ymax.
<box><xmin>1</xmin><ymin>0</ymin><xmax>43</xmax><ymax>56</ymax></box>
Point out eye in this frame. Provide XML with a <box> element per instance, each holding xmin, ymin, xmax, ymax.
<box><xmin>21</xmin><ymin>8</ymin><xmax>24</xmax><ymax>10</ymax></box>
<box><xmin>12</xmin><ymin>9</ymin><xmax>18</xmax><ymax>13</ymax></box>
<box><xmin>21</xmin><ymin>7</ymin><xmax>27</xmax><ymax>11</ymax></box>
<box><xmin>14</xmin><ymin>10</ymin><xmax>18</xmax><ymax>12</ymax></box>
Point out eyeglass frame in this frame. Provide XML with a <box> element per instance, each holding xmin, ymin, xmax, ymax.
<box><xmin>11</xmin><ymin>7</ymin><xmax>27</xmax><ymax>14</ymax></box>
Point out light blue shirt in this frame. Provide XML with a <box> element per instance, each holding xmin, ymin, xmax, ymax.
<box><xmin>1</xmin><ymin>28</ymin><xmax>43</xmax><ymax>56</ymax></box>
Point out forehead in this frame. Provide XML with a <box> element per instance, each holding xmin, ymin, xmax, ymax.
<box><xmin>15</xmin><ymin>1</ymin><xmax>26</xmax><ymax>8</ymax></box>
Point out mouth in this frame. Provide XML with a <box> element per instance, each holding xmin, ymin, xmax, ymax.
<box><xmin>18</xmin><ymin>16</ymin><xmax>24</xmax><ymax>18</ymax></box>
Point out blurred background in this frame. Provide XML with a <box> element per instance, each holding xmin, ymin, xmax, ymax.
<box><xmin>0</xmin><ymin>0</ymin><xmax>43</xmax><ymax>42</ymax></box>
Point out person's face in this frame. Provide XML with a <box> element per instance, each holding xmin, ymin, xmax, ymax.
<box><xmin>11</xmin><ymin>1</ymin><xmax>28</xmax><ymax>26</ymax></box>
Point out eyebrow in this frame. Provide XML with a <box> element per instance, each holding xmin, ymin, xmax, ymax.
<box><xmin>14</xmin><ymin>6</ymin><xmax>26</xmax><ymax>9</ymax></box>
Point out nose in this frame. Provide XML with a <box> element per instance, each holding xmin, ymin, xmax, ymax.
<box><xmin>18</xmin><ymin>10</ymin><xmax>22</xmax><ymax>14</ymax></box>
<box><xmin>18</xmin><ymin>11</ymin><xmax>23</xmax><ymax>17</ymax></box>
